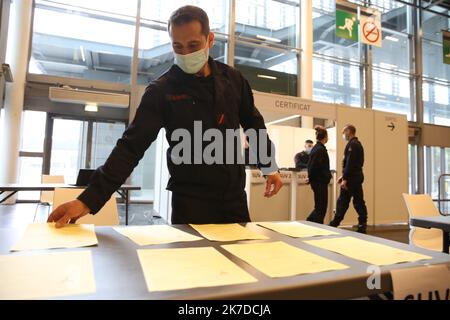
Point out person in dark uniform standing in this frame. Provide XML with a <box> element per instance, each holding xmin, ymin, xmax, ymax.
<box><xmin>330</xmin><ymin>124</ymin><xmax>368</xmax><ymax>234</ymax></box>
<box><xmin>306</xmin><ymin>127</ymin><xmax>332</xmax><ymax>224</ymax></box>
<box><xmin>294</xmin><ymin>140</ymin><xmax>314</xmax><ymax>170</ymax></box>
<box><xmin>47</xmin><ymin>5</ymin><xmax>283</xmax><ymax>228</ymax></box>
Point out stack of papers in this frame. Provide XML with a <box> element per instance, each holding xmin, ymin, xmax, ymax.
<box><xmin>0</xmin><ymin>251</ymin><xmax>96</xmax><ymax>299</ymax></box>
<box><xmin>305</xmin><ymin>236</ymin><xmax>433</xmax><ymax>265</ymax></box>
<box><xmin>137</xmin><ymin>247</ymin><xmax>257</xmax><ymax>292</ymax></box>
<box><xmin>257</xmin><ymin>221</ymin><xmax>340</xmax><ymax>238</ymax></box>
<box><xmin>10</xmin><ymin>223</ymin><xmax>98</xmax><ymax>251</ymax></box>
<box><xmin>190</xmin><ymin>224</ymin><xmax>268</xmax><ymax>242</ymax></box>
<box><xmin>222</xmin><ymin>241</ymin><xmax>349</xmax><ymax>278</ymax></box>
<box><xmin>113</xmin><ymin>225</ymin><xmax>202</xmax><ymax>246</ymax></box>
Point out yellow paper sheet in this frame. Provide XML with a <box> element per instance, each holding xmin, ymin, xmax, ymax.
<box><xmin>222</xmin><ymin>241</ymin><xmax>349</xmax><ymax>278</ymax></box>
<box><xmin>305</xmin><ymin>236</ymin><xmax>433</xmax><ymax>266</ymax></box>
<box><xmin>0</xmin><ymin>251</ymin><xmax>96</xmax><ymax>300</ymax></box>
<box><xmin>10</xmin><ymin>223</ymin><xmax>98</xmax><ymax>252</ymax></box>
<box><xmin>189</xmin><ymin>223</ymin><xmax>269</xmax><ymax>242</ymax></box>
<box><xmin>113</xmin><ymin>225</ymin><xmax>202</xmax><ymax>246</ymax></box>
<box><xmin>257</xmin><ymin>221</ymin><xmax>340</xmax><ymax>238</ymax></box>
<box><xmin>137</xmin><ymin>247</ymin><xmax>257</xmax><ymax>292</ymax></box>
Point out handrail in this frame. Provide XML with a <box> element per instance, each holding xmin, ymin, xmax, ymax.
<box><xmin>438</xmin><ymin>174</ymin><xmax>450</xmax><ymax>216</ymax></box>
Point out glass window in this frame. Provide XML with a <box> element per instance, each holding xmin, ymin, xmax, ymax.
<box><xmin>235</xmin><ymin>0</ymin><xmax>299</xmax><ymax>48</ymax></box>
<box><xmin>30</xmin><ymin>0</ymin><xmax>138</xmax><ymax>83</ymax></box>
<box><xmin>313</xmin><ymin>57</ymin><xmax>360</xmax><ymax>106</ymax></box>
<box><xmin>408</xmin><ymin>144</ymin><xmax>417</xmax><ymax>194</ymax></box>
<box><xmin>20</xmin><ymin>111</ymin><xmax>47</xmax><ymax>153</ymax></box>
<box><xmin>50</xmin><ymin>118</ymin><xmax>87</xmax><ymax>184</ymax></box>
<box><xmin>425</xmin><ymin>146</ymin><xmax>442</xmax><ymax>199</ymax></box>
<box><xmin>424</xmin><ymin>80</ymin><xmax>450</xmax><ymax>126</ymax></box>
<box><xmin>313</xmin><ymin>0</ymin><xmax>361</xmax><ymax>106</ymax></box>
<box><xmin>17</xmin><ymin>157</ymin><xmax>44</xmax><ymax>201</ymax></box>
<box><xmin>372</xmin><ymin>70</ymin><xmax>413</xmax><ymax>119</ymax></box>
<box><xmin>422</xmin><ymin>8</ymin><xmax>450</xmax><ymax>80</ymax></box>
<box><xmin>232</xmin><ymin>0</ymin><xmax>299</xmax><ymax>97</ymax></box>
<box><xmin>235</xmin><ymin>42</ymin><xmax>298</xmax><ymax>96</ymax></box>
<box><xmin>91</xmin><ymin>121</ymin><xmax>126</xmax><ymax>168</ymax></box>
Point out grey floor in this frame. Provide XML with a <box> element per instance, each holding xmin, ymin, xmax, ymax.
<box><xmin>0</xmin><ymin>202</ymin><xmax>410</xmax><ymax>244</ymax></box>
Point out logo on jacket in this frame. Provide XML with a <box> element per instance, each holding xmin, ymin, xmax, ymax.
<box><xmin>166</xmin><ymin>94</ymin><xmax>191</xmax><ymax>102</ymax></box>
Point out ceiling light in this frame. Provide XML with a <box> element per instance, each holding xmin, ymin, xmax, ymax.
<box><xmin>256</xmin><ymin>35</ymin><xmax>282</xmax><ymax>43</ymax></box>
<box><xmin>85</xmin><ymin>103</ymin><xmax>98</xmax><ymax>112</ymax></box>
<box><xmin>257</xmin><ymin>74</ymin><xmax>278</xmax><ymax>80</ymax></box>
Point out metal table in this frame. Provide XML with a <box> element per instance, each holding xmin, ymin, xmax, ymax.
<box><xmin>0</xmin><ymin>184</ymin><xmax>141</xmax><ymax>225</ymax></box>
<box><xmin>1</xmin><ymin>221</ymin><xmax>449</xmax><ymax>300</ymax></box>
<box><xmin>410</xmin><ymin>215</ymin><xmax>450</xmax><ymax>254</ymax></box>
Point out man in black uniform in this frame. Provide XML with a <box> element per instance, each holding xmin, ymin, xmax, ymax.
<box><xmin>294</xmin><ymin>140</ymin><xmax>314</xmax><ymax>170</ymax></box>
<box><xmin>306</xmin><ymin>127</ymin><xmax>332</xmax><ymax>224</ymax></box>
<box><xmin>48</xmin><ymin>6</ymin><xmax>283</xmax><ymax>228</ymax></box>
<box><xmin>330</xmin><ymin>124</ymin><xmax>368</xmax><ymax>233</ymax></box>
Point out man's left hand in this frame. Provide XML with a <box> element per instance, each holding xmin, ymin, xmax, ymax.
<box><xmin>265</xmin><ymin>173</ymin><xmax>283</xmax><ymax>198</ymax></box>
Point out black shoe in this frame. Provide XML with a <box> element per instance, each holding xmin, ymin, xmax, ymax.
<box><xmin>357</xmin><ymin>225</ymin><xmax>367</xmax><ymax>234</ymax></box>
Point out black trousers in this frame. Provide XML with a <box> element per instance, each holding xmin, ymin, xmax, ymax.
<box><xmin>307</xmin><ymin>182</ymin><xmax>328</xmax><ymax>224</ymax></box>
<box><xmin>171</xmin><ymin>192</ymin><xmax>251</xmax><ymax>224</ymax></box>
<box><xmin>331</xmin><ymin>179</ymin><xmax>368</xmax><ymax>227</ymax></box>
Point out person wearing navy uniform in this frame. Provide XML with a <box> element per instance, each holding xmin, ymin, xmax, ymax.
<box><xmin>330</xmin><ymin>124</ymin><xmax>368</xmax><ymax>233</ymax></box>
<box><xmin>306</xmin><ymin>127</ymin><xmax>332</xmax><ymax>224</ymax></box>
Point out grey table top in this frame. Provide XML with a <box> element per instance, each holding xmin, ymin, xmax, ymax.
<box><xmin>0</xmin><ymin>184</ymin><xmax>141</xmax><ymax>192</ymax></box>
<box><xmin>410</xmin><ymin>216</ymin><xmax>450</xmax><ymax>232</ymax></box>
<box><xmin>1</xmin><ymin>222</ymin><xmax>449</xmax><ymax>300</ymax></box>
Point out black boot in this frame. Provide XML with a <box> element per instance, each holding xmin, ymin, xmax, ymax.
<box><xmin>357</xmin><ymin>224</ymin><xmax>367</xmax><ymax>234</ymax></box>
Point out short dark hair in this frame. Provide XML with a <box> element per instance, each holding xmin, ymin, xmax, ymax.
<box><xmin>344</xmin><ymin>124</ymin><xmax>356</xmax><ymax>135</ymax></box>
<box><xmin>315</xmin><ymin>126</ymin><xmax>328</xmax><ymax>141</ymax></box>
<box><xmin>168</xmin><ymin>5</ymin><xmax>210</xmax><ymax>37</ymax></box>
<box><xmin>305</xmin><ymin>140</ymin><xmax>314</xmax><ymax>144</ymax></box>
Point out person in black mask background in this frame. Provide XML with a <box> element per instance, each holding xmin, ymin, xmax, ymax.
<box><xmin>330</xmin><ymin>124</ymin><xmax>368</xmax><ymax>234</ymax></box>
<box><xmin>306</xmin><ymin>126</ymin><xmax>332</xmax><ymax>224</ymax></box>
<box><xmin>294</xmin><ymin>140</ymin><xmax>314</xmax><ymax>170</ymax></box>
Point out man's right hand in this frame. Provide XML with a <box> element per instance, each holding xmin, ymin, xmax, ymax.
<box><xmin>337</xmin><ymin>176</ymin><xmax>343</xmax><ymax>184</ymax></box>
<box><xmin>47</xmin><ymin>199</ymin><xmax>91</xmax><ymax>228</ymax></box>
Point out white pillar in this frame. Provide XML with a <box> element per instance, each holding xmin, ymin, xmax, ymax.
<box><xmin>0</xmin><ymin>0</ymin><xmax>33</xmax><ymax>203</ymax></box>
<box><xmin>300</xmin><ymin>0</ymin><xmax>314</xmax><ymax>129</ymax></box>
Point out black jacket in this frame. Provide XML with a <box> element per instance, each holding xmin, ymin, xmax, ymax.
<box><xmin>294</xmin><ymin>151</ymin><xmax>309</xmax><ymax>170</ymax></box>
<box><xmin>78</xmin><ymin>58</ymin><xmax>278</xmax><ymax>214</ymax></box>
<box><xmin>307</xmin><ymin>142</ymin><xmax>332</xmax><ymax>185</ymax></box>
<box><xmin>342</xmin><ymin>137</ymin><xmax>364</xmax><ymax>181</ymax></box>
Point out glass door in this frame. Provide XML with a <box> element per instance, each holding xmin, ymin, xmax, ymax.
<box><xmin>48</xmin><ymin>117</ymin><xmax>126</xmax><ymax>185</ymax></box>
<box><xmin>49</xmin><ymin>118</ymin><xmax>89</xmax><ymax>184</ymax></box>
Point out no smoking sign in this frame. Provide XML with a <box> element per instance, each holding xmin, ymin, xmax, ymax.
<box><xmin>360</xmin><ymin>13</ymin><xmax>382</xmax><ymax>47</ymax></box>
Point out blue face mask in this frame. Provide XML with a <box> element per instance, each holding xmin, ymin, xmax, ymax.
<box><xmin>174</xmin><ymin>37</ymin><xmax>210</xmax><ymax>74</ymax></box>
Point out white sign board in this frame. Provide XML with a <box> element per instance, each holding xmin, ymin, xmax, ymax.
<box><xmin>391</xmin><ymin>264</ymin><xmax>450</xmax><ymax>300</ymax></box>
<box><xmin>360</xmin><ymin>9</ymin><xmax>382</xmax><ymax>47</ymax></box>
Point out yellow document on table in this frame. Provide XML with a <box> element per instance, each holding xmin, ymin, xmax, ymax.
<box><xmin>137</xmin><ymin>247</ymin><xmax>257</xmax><ymax>292</ymax></box>
<box><xmin>10</xmin><ymin>223</ymin><xmax>98</xmax><ymax>252</ymax></box>
<box><xmin>0</xmin><ymin>251</ymin><xmax>96</xmax><ymax>300</ymax></box>
<box><xmin>113</xmin><ymin>225</ymin><xmax>202</xmax><ymax>246</ymax></box>
<box><xmin>189</xmin><ymin>223</ymin><xmax>269</xmax><ymax>242</ymax></box>
<box><xmin>257</xmin><ymin>221</ymin><xmax>340</xmax><ymax>238</ymax></box>
<box><xmin>222</xmin><ymin>241</ymin><xmax>349</xmax><ymax>278</ymax></box>
<box><xmin>305</xmin><ymin>236</ymin><xmax>433</xmax><ymax>266</ymax></box>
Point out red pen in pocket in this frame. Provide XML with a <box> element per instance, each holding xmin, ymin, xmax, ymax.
<box><xmin>218</xmin><ymin>113</ymin><xmax>225</xmax><ymax>125</ymax></box>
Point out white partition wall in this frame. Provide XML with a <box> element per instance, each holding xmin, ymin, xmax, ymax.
<box><xmin>373</xmin><ymin>111</ymin><xmax>409</xmax><ymax>224</ymax></box>
<box><xmin>253</xmin><ymin>91</ymin><xmax>409</xmax><ymax>226</ymax></box>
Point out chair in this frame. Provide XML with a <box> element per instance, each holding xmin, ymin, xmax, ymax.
<box><xmin>34</xmin><ymin>175</ymin><xmax>65</xmax><ymax>222</ymax></box>
<box><xmin>53</xmin><ymin>188</ymin><xmax>119</xmax><ymax>226</ymax></box>
<box><xmin>40</xmin><ymin>175</ymin><xmax>65</xmax><ymax>205</ymax></box>
<box><xmin>403</xmin><ymin>194</ymin><xmax>443</xmax><ymax>252</ymax></box>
